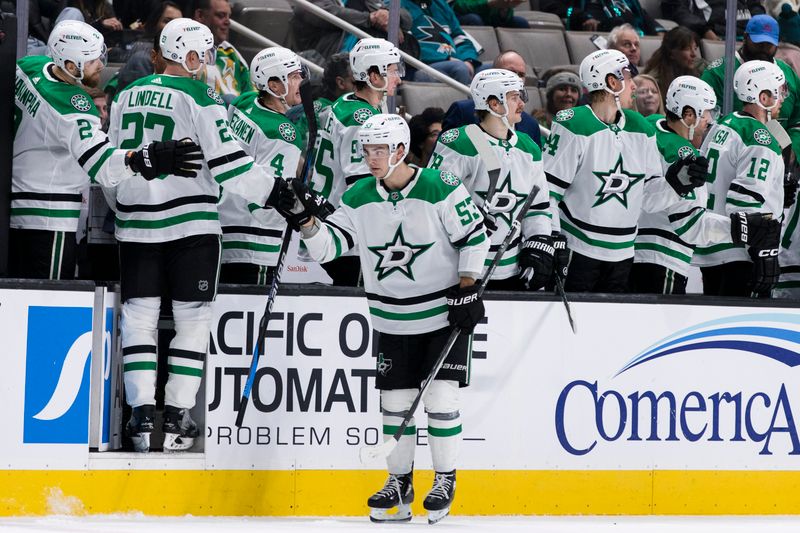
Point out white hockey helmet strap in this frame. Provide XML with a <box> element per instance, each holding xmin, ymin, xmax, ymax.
<box><xmin>470</xmin><ymin>68</ymin><xmax>527</xmax><ymax>129</ymax></box>
<box><xmin>734</xmin><ymin>60</ymin><xmax>785</xmax><ymax>121</ymax></box>
<box><xmin>350</xmin><ymin>38</ymin><xmax>404</xmax><ymax>92</ymax></box>
<box><xmin>580</xmin><ymin>49</ymin><xmax>630</xmax><ymax>113</ymax></box>
<box><xmin>251</xmin><ymin>47</ymin><xmax>307</xmax><ymax>100</ymax></box>
<box><xmin>48</xmin><ymin>20</ymin><xmax>107</xmax><ymax>81</ymax></box>
<box><xmin>160</xmin><ymin>18</ymin><xmax>216</xmax><ymax>75</ymax></box>
<box><xmin>358</xmin><ymin>114</ymin><xmax>410</xmax><ymax>180</ymax></box>
<box><xmin>666</xmin><ymin>75</ymin><xmax>717</xmax><ymax>140</ymax></box>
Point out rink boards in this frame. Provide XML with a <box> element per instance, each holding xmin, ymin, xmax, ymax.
<box><xmin>2</xmin><ymin>281</ymin><xmax>800</xmax><ymax>516</ymax></box>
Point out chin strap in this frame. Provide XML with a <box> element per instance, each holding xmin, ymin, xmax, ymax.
<box><xmin>680</xmin><ymin>118</ymin><xmax>696</xmax><ymax>142</ymax></box>
<box><xmin>379</xmin><ymin>151</ymin><xmax>407</xmax><ymax>182</ymax></box>
<box><xmin>487</xmin><ymin>104</ymin><xmax>513</xmax><ymax>131</ymax></box>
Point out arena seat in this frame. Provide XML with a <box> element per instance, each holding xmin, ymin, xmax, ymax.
<box><xmin>701</xmin><ymin>38</ymin><xmax>726</xmax><ymax>62</ymax></box>
<box><xmin>400</xmin><ymin>82</ymin><xmax>467</xmax><ymax>117</ymax></box>
<box><xmin>464</xmin><ymin>26</ymin><xmax>500</xmax><ymax>62</ymax></box>
<box><xmin>565</xmin><ymin>30</ymin><xmax>603</xmax><ymax>65</ymax></box>
<box><xmin>638</xmin><ymin>0</ymin><xmax>663</xmax><ymax>18</ymax></box>
<box><xmin>230</xmin><ymin>4</ymin><xmax>293</xmax><ymax>61</ymax></box>
<box><xmin>639</xmin><ymin>35</ymin><xmax>662</xmax><ymax>65</ymax></box>
<box><xmin>496</xmin><ymin>28</ymin><xmax>570</xmax><ymax>76</ymax></box>
<box><xmin>525</xmin><ymin>85</ymin><xmax>542</xmax><ymax>113</ymax></box>
<box><xmin>657</xmin><ymin>18</ymin><xmax>678</xmax><ymax>30</ymax></box>
<box><xmin>514</xmin><ymin>10</ymin><xmax>564</xmax><ymax>30</ymax></box>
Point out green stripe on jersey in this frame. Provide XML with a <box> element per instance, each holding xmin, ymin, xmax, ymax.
<box><xmin>561</xmin><ymin>220</ymin><xmax>635</xmax><ymax>250</ymax></box>
<box><xmin>215</xmin><ymin>161</ymin><xmax>254</xmax><ymax>183</ymax></box>
<box><xmin>168</xmin><ymin>364</ymin><xmax>203</xmax><ymax>377</ymax></box>
<box><xmin>87</xmin><ymin>147</ymin><xmax>115</xmax><ymax>180</ymax></box>
<box><xmin>383</xmin><ymin>425</ymin><xmax>417</xmax><ymax>435</ymax></box>
<box><xmin>11</xmin><ymin>207</ymin><xmax>80</xmax><ymax>218</ymax></box>
<box><xmin>694</xmin><ymin>242</ymin><xmax>738</xmax><ymax>255</ymax></box>
<box><xmin>222</xmin><ymin>241</ymin><xmax>281</xmax><ymax>253</ymax></box>
<box><xmin>369</xmin><ymin>305</ymin><xmax>448</xmax><ymax>321</ymax></box>
<box><xmin>428</xmin><ymin>424</ymin><xmax>463</xmax><ymax>437</ymax></box>
<box><xmin>634</xmin><ymin>242</ymin><xmax>692</xmax><ymax>263</ymax></box>
<box><xmin>484</xmin><ymin>253</ymin><xmax>518</xmax><ymax>266</ymax></box>
<box><xmin>124</xmin><ymin>361</ymin><xmax>157</xmax><ymax>372</ymax></box>
<box><xmin>116</xmin><ymin>211</ymin><xmax>218</xmax><ymax>229</ymax></box>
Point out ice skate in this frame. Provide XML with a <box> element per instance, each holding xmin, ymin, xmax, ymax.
<box><xmin>424</xmin><ymin>470</ymin><xmax>456</xmax><ymax>524</ymax></box>
<box><xmin>162</xmin><ymin>405</ymin><xmax>199</xmax><ymax>452</ymax></box>
<box><xmin>367</xmin><ymin>472</ymin><xmax>414</xmax><ymax>523</ymax></box>
<box><xmin>125</xmin><ymin>405</ymin><xmax>155</xmax><ymax>453</ymax></box>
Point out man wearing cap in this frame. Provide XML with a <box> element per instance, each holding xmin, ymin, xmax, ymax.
<box><xmin>702</xmin><ymin>14</ymin><xmax>800</xmax><ymax>158</ymax></box>
<box><xmin>533</xmin><ymin>69</ymin><xmax>582</xmax><ymax>129</ymax></box>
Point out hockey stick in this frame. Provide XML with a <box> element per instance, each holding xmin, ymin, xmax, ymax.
<box><xmin>235</xmin><ymin>80</ymin><xmax>319</xmax><ymax>428</ymax></box>
<box><xmin>553</xmin><ymin>270</ymin><xmax>577</xmax><ymax>334</ymax></box>
<box><xmin>359</xmin><ymin>186</ymin><xmax>539</xmax><ymax>464</ymax></box>
<box><xmin>464</xmin><ymin>124</ymin><xmax>501</xmax><ymax>203</ymax></box>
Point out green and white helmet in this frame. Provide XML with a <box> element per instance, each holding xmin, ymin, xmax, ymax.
<box><xmin>734</xmin><ymin>60</ymin><xmax>785</xmax><ymax>108</ymax></box>
<box><xmin>350</xmin><ymin>38</ymin><xmax>404</xmax><ymax>91</ymax></box>
<box><xmin>47</xmin><ymin>20</ymin><xmax>106</xmax><ymax>81</ymax></box>
<box><xmin>160</xmin><ymin>18</ymin><xmax>215</xmax><ymax>74</ymax></box>
<box><xmin>251</xmin><ymin>47</ymin><xmax>307</xmax><ymax>99</ymax></box>
<box><xmin>358</xmin><ymin>114</ymin><xmax>410</xmax><ymax>179</ymax></box>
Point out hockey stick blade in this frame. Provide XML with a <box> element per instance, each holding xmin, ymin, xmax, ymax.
<box><xmin>359</xmin><ymin>436</ymin><xmax>398</xmax><ymax>464</ymax></box>
<box><xmin>554</xmin><ymin>272</ymin><xmax>577</xmax><ymax>334</ymax></box>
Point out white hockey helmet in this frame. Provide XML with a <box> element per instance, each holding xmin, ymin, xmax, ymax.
<box><xmin>48</xmin><ymin>20</ymin><xmax>107</xmax><ymax>81</ymax></box>
<box><xmin>734</xmin><ymin>60</ymin><xmax>786</xmax><ymax>109</ymax></box>
<box><xmin>579</xmin><ymin>48</ymin><xmax>630</xmax><ymax>93</ymax></box>
<box><xmin>251</xmin><ymin>47</ymin><xmax>308</xmax><ymax>99</ymax></box>
<box><xmin>666</xmin><ymin>76</ymin><xmax>717</xmax><ymax>140</ymax></box>
<box><xmin>350</xmin><ymin>38</ymin><xmax>404</xmax><ymax>91</ymax></box>
<box><xmin>358</xmin><ymin>114</ymin><xmax>410</xmax><ymax>180</ymax></box>
<box><xmin>160</xmin><ymin>18</ymin><xmax>216</xmax><ymax>74</ymax></box>
<box><xmin>471</xmin><ymin>68</ymin><xmax>528</xmax><ymax>111</ymax></box>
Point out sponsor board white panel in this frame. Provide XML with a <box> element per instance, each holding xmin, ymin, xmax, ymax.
<box><xmin>0</xmin><ymin>289</ymin><xmax>95</xmax><ymax>469</ymax></box>
<box><xmin>205</xmin><ymin>294</ymin><xmax>800</xmax><ymax>471</ymax></box>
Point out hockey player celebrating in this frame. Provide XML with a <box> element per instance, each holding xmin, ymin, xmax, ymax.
<box><xmin>218</xmin><ymin>47</ymin><xmax>306</xmax><ymax>285</ymax></box>
<box><xmin>107</xmin><ymin>18</ymin><xmax>296</xmax><ymax>452</ymax></box>
<box><xmin>308</xmin><ymin>38</ymin><xmax>404</xmax><ymax>286</ymax></box>
<box><xmin>10</xmin><ymin>20</ymin><xmax>203</xmax><ymax>280</ymax></box>
<box><xmin>285</xmin><ymin>114</ymin><xmax>488</xmax><ymax>523</ymax></box>
<box><xmin>696</xmin><ymin>60</ymin><xmax>786</xmax><ymax>297</ymax></box>
<box><xmin>429</xmin><ymin>68</ymin><xmax>553</xmax><ymax>290</ymax></box>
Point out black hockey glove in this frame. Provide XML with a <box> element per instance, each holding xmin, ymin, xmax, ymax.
<box><xmin>750</xmin><ymin>252</ymin><xmax>781</xmax><ymax>295</ymax></box>
<box><xmin>264</xmin><ymin>177</ymin><xmax>296</xmax><ymax>212</ymax></box>
<box><xmin>785</xmin><ymin>173</ymin><xmax>799</xmax><ymax>209</ymax></box>
<box><xmin>730</xmin><ymin>212</ymin><xmax>781</xmax><ymax>250</ymax></box>
<box><xmin>446</xmin><ymin>283</ymin><xmax>484</xmax><ymax>333</ymax></box>
<box><xmin>275</xmin><ymin>179</ymin><xmax>334</xmax><ymax>230</ymax></box>
<box><xmin>518</xmin><ymin>235</ymin><xmax>555</xmax><ymax>291</ymax></box>
<box><xmin>665</xmin><ymin>154</ymin><xmax>709</xmax><ymax>197</ymax></box>
<box><xmin>127</xmin><ymin>138</ymin><xmax>203</xmax><ymax>180</ymax></box>
<box><xmin>552</xmin><ymin>232</ymin><xmax>570</xmax><ymax>280</ymax></box>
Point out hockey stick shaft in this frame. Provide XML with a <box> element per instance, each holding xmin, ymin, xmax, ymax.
<box><xmin>553</xmin><ymin>270</ymin><xmax>577</xmax><ymax>334</ymax></box>
<box><xmin>235</xmin><ymin>80</ymin><xmax>319</xmax><ymax>427</ymax></box>
<box><xmin>360</xmin><ymin>187</ymin><xmax>539</xmax><ymax>464</ymax></box>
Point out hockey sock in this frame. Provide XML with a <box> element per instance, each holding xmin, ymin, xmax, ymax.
<box><xmin>381</xmin><ymin>388</ymin><xmax>418</xmax><ymax>475</ymax></box>
<box><xmin>423</xmin><ymin>380</ymin><xmax>461</xmax><ymax>473</ymax></box>
<box><xmin>121</xmin><ymin>297</ymin><xmax>161</xmax><ymax>407</ymax></box>
<box><xmin>165</xmin><ymin>300</ymin><xmax>212</xmax><ymax>409</ymax></box>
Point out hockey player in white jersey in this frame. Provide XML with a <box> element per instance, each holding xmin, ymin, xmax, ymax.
<box><xmin>10</xmin><ymin>20</ymin><xmax>203</xmax><ymax>280</ymax></box>
<box><xmin>107</xmin><ymin>18</ymin><xmax>298</xmax><ymax>452</ymax></box>
<box><xmin>696</xmin><ymin>60</ymin><xmax>786</xmax><ymax>297</ymax></box>
<box><xmin>284</xmin><ymin>114</ymin><xmax>489</xmax><ymax>524</ymax></box>
<box><xmin>307</xmin><ymin>38</ymin><xmax>404</xmax><ymax>286</ymax></box>
<box><xmin>429</xmin><ymin>69</ymin><xmax>553</xmax><ymax>290</ymax></box>
<box><xmin>218</xmin><ymin>47</ymin><xmax>306</xmax><ymax>285</ymax></box>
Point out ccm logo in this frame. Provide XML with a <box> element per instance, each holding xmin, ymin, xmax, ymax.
<box><xmin>758</xmin><ymin>249</ymin><xmax>779</xmax><ymax>257</ymax></box>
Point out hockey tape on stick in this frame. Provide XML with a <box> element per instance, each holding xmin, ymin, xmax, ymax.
<box><xmin>359</xmin><ymin>187</ymin><xmax>540</xmax><ymax>465</ymax></box>
<box><xmin>464</xmin><ymin>124</ymin><xmax>501</xmax><ymax>206</ymax></box>
<box><xmin>554</xmin><ymin>269</ymin><xmax>577</xmax><ymax>334</ymax></box>
<box><xmin>236</xmin><ymin>80</ymin><xmax>319</xmax><ymax>427</ymax></box>
<box><xmin>766</xmin><ymin>119</ymin><xmax>791</xmax><ymax>151</ymax></box>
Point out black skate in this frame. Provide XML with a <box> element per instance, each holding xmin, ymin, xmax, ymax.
<box><xmin>424</xmin><ymin>470</ymin><xmax>456</xmax><ymax>524</ymax></box>
<box><xmin>367</xmin><ymin>472</ymin><xmax>414</xmax><ymax>523</ymax></box>
<box><xmin>162</xmin><ymin>405</ymin><xmax>199</xmax><ymax>452</ymax></box>
<box><xmin>125</xmin><ymin>405</ymin><xmax>155</xmax><ymax>453</ymax></box>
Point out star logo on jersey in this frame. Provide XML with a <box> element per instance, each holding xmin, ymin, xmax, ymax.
<box><xmin>555</xmin><ymin>109</ymin><xmax>574</xmax><ymax>122</ymax></box>
<box><xmin>32</xmin><ymin>76</ymin><xmax>41</xmax><ymax>84</ymax></box>
<box><xmin>754</xmin><ymin>129</ymin><xmax>772</xmax><ymax>145</ymax></box>
<box><xmin>477</xmin><ymin>171</ymin><xmax>527</xmax><ymax>226</ymax></box>
<box><xmin>354</xmin><ymin>108</ymin><xmax>373</xmax><ymax>124</ymax></box>
<box><xmin>377</xmin><ymin>353</ymin><xmax>392</xmax><ymax>376</ymax></box>
<box><xmin>592</xmin><ymin>155</ymin><xmax>645</xmax><ymax>208</ymax></box>
<box><xmin>279</xmin><ymin>122</ymin><xmax>297</xmax><ymax>142</ymax></box>
<box><xmin>206</xmin><ymin>87</ymin><xmax>224</xmax><ymax>105</ymax></box>
<box><xmin>440</xmin><ymin>171</ymin><xmax>460</xmax><ymax>186</ymax></box>
<box><xmin>70</xmin><ymin>94</ymin><xmax>91</xmax><ymax>112</ymax></box>
<box><xmin>440</xmin><ymin>129</ymin><xmax>459</xmax><ymax>144</ymax></box>
<box><xmin>368</xmin><ymin>225</ymin><xmax>433</xmax><ymax>281</ymax></box>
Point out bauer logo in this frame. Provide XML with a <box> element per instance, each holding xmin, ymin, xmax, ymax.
<box><xmin>23</xmin><ymin>306</ymin><xmax>94</xmax><ymax>444</ymax></box>
<box><xmin>555</xmin><ymin>313</ymin><xmax>800</xmax><ymax>456</ymax></box>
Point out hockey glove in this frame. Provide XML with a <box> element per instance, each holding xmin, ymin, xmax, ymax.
<box><xmin>750</xmin><ymin>250</ymin><xmax>781</xmax><ymax>295</ymax></box>
<box><xmin>276</xmin><ymin>179</ymin><xmax>334</xmax><ymax>230</ymax></box>
<box><xmin>264</xmin><ymin>177</ymin><xmax>296</xmax><ymax>212</ymax></box>
<box><xmin>127</xmin><ymin>138</ymin><xmax>203</xmax><ymax>180</ymax></box>
<box><xmin>730</xmin><ymin>212</ymin><xmax>781</xmax><ymax>250</ymax></box>
<box><xmin>518</xmin><ymin>235</ymin><xmax>555</xmax><ymax>291</ymax></box>
<box><xmin>785</xmin><ymin>173</ymin><xmax>799</xmax><ymax>209</ymax></box>
<box><xmin>552</xmin><ymin>232</ymin><xmax>570</xmax><ymax>280</ymax></box>
<box><xmin>665</xmin><ymin>154</ymin><xmax>709</xmax><ymax>197</ymax></box>
<box><xmin>446</xmin><ymin>283</ymin><xmax>484</xmax><ymax>333</ymax></box>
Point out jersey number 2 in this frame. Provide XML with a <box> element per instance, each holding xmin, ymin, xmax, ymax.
<box><xmin>120</xmin><ymin>112</ymin><xmax>175</xmax><ymax>149</ymax></box>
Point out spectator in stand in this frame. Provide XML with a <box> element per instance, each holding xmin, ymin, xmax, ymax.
<box><xmin>194</xmin><ymin>0</ymin><xmax>252</xmax><ymax>102</ymax></box>
<box><xmin>660</xmin><ymin>0</ymin><xmax>765</xmax><ymax>40</ymax></box>
<box><xmin>289</xmin><ymin>0</ymin><xmax>413</xmax><ymax>62</ymax></box>
<box><xmin>402</xmin><ymin>0</ymin><xmax>481</xmax><ymax>85</ymax></box>
<box><xmin>86</xmin><ymin>86</ymin><xmax>109</xmax><ymax>128</ymax></box>
<box><xmin>643</xmin><ymin>26</ymin><xmax>702</xmax><ymax>98</ymax></box>
<box><xmin>26</xmin><ymin>0</ymin><xmax>63</xmax><ymax>54</ymax></box>
<box><xmin>56</xmin><ymin>0</ymin><xmax>125</xmax><ymax>50</ymax></box>
<box><xmin>115</xmin><ymin>2</ymin><xmax>182</xmax><ymax>94</ymax></box>
<box><xmin>441</xmin><ymin>50</ymin><xmax>542</xmax><ymax>145</ymax></box>
<box><xmin>632</xmin><ymin>74</ymin><xmax>665</xmax><ymax>116</ymax></box>
<box><xmin>532</xmin><ymin>70</ymin><xmax>582</xmax><ymax>129</ymax></box>
<box><xmin>113</xmin><ymin>0</ymin><xmax>161</xmax><ymax>29</ymax></box>
<box><xmin>766</xmin><ymin>1</ymin><xmax>800</xmax><ymax>73</ymax></box>
<box><xmin>408</xmin><ymin>107</ymin><xmax>445</xmax><ymax>166</ymax></box>
<box><xmin>453</xmin><ymin>0</ymin><xmax>530</xmax><ymax>28</ymax></box>
<box><xmin>541</xmin><ymin>0</ymin><xmax>665</xmax><ymax>35</ymax></box>
<box><xmin>608</xmin><ymin>23</ymin><xmax>642</xmax><ymax>74</ymax></box>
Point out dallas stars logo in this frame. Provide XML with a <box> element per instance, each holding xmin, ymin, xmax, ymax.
<box><xmin>477</xmin><ymin>171</ymin><xmax>527</xmax><ymax>227</ymax></box>
<box><xmin>279</xmin><ymin>122</ymin><xmax>296</xmax><ymax>142</ymax></box>
<box><xmin>353</xmin><ymin>108</ymin><xmax>373</xmax><ymax>124</ymax></box>
<box><xmin>592</xmin><ymin>155</ymin><xmax>645</xmax><ymax>208</ymax></box>
<box><xmin>440</xmin><ymin>129</ymin><xmax>459</xmax><ymax>144</ymax></box>
<box><xmin>754</xmin><ymin>129</ymin><xmax>772</xmax><ymax>145</ymax></box>
<box><xmin>677</xmin><ymin>145</ymin><xmax>695</xmax><ymax>159</ymax></box>
<box><xmin>368</xmin><ymin>225</ymin><xmax>433</xmax><ymax>281</ymax></box>
<box><xmin>71</xmin><ymin>94</ymin><xmax>91</xmax><ymax>112</ymax></box>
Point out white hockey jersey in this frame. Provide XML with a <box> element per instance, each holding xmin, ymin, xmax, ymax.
<box><xmin>218</xmin><ymin>92</ymin><xmax>303</xmax><ymax>266</ymax></box>
<box><xmin>108</xmin><ymin>74</ymin><xmax>276</xmax><ymax>243</ymax></box>
<box><xmin>695</xmin><ymin>112</ymin><xmax>785</xmax><ymax>266</ymax></box>
<box><xmin>429</xmin><ymin>125</ymin><xmax>551</xmax><ymax>280</ymax></box>
<box><xmin>302</xmin><ymin>167</ymin><xmax>489</xmax><ymax>335</ymax></box>
<box><xmin>12</xmin><ymin>55</ymin><xmax>134</xmax><ymax>232</ymax></box>
<box><xmin>778</xmin><ymin>189</ymin><xmax>800</xmax><ymax>296</ymax></box>
<box><xmin>543</xmin><ymin>106</ymin><xmax>663</xmax><ymax>262</ymax></box>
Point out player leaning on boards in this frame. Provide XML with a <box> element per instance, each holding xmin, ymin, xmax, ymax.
<box><xmin>282</xmin><ymin>114</ymin><xmax>489</xmax><ymax>524</ymax></box>
<box><xmin>696</xmin><ymin>60</ymin><xmax>787</xmax><ymax>297</ymax></box>
<box><xmin>218</xmin><ymin>47</ymin><xmax>306</xmax><ymax>285</ymax></box>
<box><xmin>10</xmin><ymin>20</ymin><xmax>202</xmax><ymax>280</ymax></box>
<box><xmin>429</xmin><ymin>69</ymin><xmax>553</xmax><ymax>291</ymax></box>
<box><xmin>307</xmin><ymin>38</ymin><xmax>404</xmax><ymax>286</ymax></box>
<box><xmin>106</xmin><ymin>18</ymin><xmax>295</xmax><ymax>453</ymax></box>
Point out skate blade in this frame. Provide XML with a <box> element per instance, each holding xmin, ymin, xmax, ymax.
<box><xmin>427</xmin><ymin>507</ymin><xmax>450</xmax><ymax>525</ymax></box>
<box><xmin>130</xmin><ymin>433</ymin><xmax>151</xmax><ymax>453</ymax></box>
<box><xmin>369</xmin><ymin>504</ymin><xmax>412</xmax><ymax>523</ymax></box>
<box><xmin>163</xmin><ymin>434</ymin><xmax>195</xmax><ymax>452</ymax></box>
